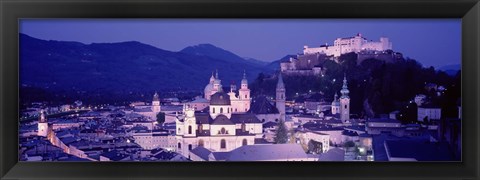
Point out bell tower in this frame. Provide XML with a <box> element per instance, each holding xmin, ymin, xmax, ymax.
<box><xmin>276</xmin><ymin>73</ymin><xmax>286</xmax><ymax>121</ymax></box>
<box><xmin>37</xmin><ymin>109</ymin><xmax>49</xmax><ymax>137</ymax></box>
<box><xmin>339</xmin><ymin>74</ymin><xmax>350</xmax><ymax>123</ymax></box>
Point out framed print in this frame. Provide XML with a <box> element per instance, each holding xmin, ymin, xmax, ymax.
<box><xmin>1</xmin><ymin>0</ymin><xmax>479</xmax><ymax>179</ymax></box>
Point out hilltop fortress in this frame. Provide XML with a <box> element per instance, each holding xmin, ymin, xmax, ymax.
<box><xmin>281</xmin><ymin>33</ymin><xmax>403</xmax><ymax>75</ymax></box>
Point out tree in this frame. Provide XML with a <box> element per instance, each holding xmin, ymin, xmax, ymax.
<box><xmin>156</xmin><ymin>112</ymin><xmax>165</xmax><ymax>125</ymax></box>
<box><xmin>274</xmin><ymin>120</ymin><xmax>288</xmax><ymax>144</ymax></box>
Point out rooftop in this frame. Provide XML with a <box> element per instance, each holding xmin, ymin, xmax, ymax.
<box><xmin>227</xmin><ymin>144</ymin><xmax>308</xmax><ymax>161</ymax></box>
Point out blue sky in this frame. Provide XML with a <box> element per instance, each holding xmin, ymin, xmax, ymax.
<box><xmin>20</xmin><ymin>19</ymin><xmax>461</xmax><ymax>68</ymax></box>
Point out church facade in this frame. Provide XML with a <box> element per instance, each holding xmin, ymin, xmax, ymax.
<box><xmin>176</xmin><ymin>72</ymin><xmax>262</xmax><ymax>157</ymax></box>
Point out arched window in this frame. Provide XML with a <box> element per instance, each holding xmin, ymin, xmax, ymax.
<box><xmin>220</xmin><ymin>139</ymin><xmax>226</xmax><ymax>149</ymax></box>
<box><xmin>198</xmin><ymin>139</ymin><xmax>204</xmax><ymax>147</ymax></box>
<box><xmin>188</xmin><ymin>126</ymin><xmax>192</xmax><ymax>134</ymax></box>
<box><xmin>178</xmin><ymin>143</ymin><xmax>181</xmax><ymax>149</ymax></box>
<box><xmin>245</xmin><ymin>95</ymin><xmax>247</xmax><ymax>99</ymax></box>
<box><xmin>235</xmin><ymin>108</ymin><xmax>237</xmax><ymax>112</ymax></box>
<box><xmin>227</xmin><ymin>108</ymin><xmax>229</xmax><ymax>113</ymax></box>
<box><xmin>188</xmin><ymin>144</ymin><xmax>192</xmax><ymax>150</ymax></box>
<box><xmin>213</xmin><ymin>108</ymin><xmax>215</xmax><ymax>113</ymax></box>
<box><xmin>220</xmin><ymin>127</ymin><xmax>227</xmax><ymax>134</ymax></box>
<box><xmin>242</xmin><ymin>139</ymin><xmax>248</xmax><ymax>146</ymax></box>
<box><xmin>220</xmin><ymin>108</ymin><xmax>223</xmax><ymax>113</ymax></box>
<box><xmin>345</xmin><ymin>105</ymin><xmax>347</xmax><ymax>109</ymax></box>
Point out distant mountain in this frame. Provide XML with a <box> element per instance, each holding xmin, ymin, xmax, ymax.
<box><xmin>243</xmin><ymin>57</ymin><xmax>269</xmax><ymax>66</ymax></box>
<box><xmin>180</xmin><ymin>44</ymin><xmax>245</xmax><ymax>62</ymax></box>
<box><xmin>20</xmin><ymin>34</ymin><xmax>268</xmax><ymax>94</ymax></box>
<box><xmin>438</xmin><ymin>64</ymin><xmax>461</xmax><ymax>76</ymax></box>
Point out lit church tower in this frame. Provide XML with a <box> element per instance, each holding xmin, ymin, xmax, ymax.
<box><xmin>331</xmin><ymin>93</ymin><xmax>340</xmax><ymax>114</ymax></box>
<box><xmin>37</xmin><ymin>109</ymin><xmax>49</xmax><ymax>137</ymax></box>
<box><xmin>213</xmin><ymin>70</ymin><xmax>222</xmax><ymax>93</ymax></box>
<box><xmin>339</xmin><ymin>74</ymin><xmax>350</xmax><ymax>123</ymax></box>
<box><xmin>152</xmin><ymin>92</ymin><xmax>161</xmax><ymax>113</ymax></box>
<box><xmin>276</xmin><ymin>73</ymin><xmax>286</xmax><ymax>121</ymax></box>
<box><xmin>182</xmin><ymin>104</ymin><xmax>197</xmax><ymax>137</ymax></box>
<box><xmin>238</xmin><ymin>71</ymin><xmax>250</xmax><ymax>100</ymax></box>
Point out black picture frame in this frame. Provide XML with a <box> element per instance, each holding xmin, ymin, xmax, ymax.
<box><xmin>1</xmin><ymin>0</ymin><xmax>479</xmax><ymax>179</ymax></box>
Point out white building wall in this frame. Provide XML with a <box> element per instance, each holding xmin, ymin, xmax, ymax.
<box><xmin>417</xmin><ymin>108</ymin><xmax>442</xmax><ymax>121</ymax></box>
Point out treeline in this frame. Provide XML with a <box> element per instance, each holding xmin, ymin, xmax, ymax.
<box><xmin>249</xmin><ymin>52</ymin><xmax>460</xmax><ymax>119</ymax></box>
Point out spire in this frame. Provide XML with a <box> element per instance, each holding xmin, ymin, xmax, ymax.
<box><xmin>340</xmin><ymin>73</ymin><xmax>349</xmax><ymax>98</ymax></box>
<box><xmin>209</xmin><ymin>71</ymin><xmax>216</xmax><ymax>83</ymax></box>
<box><xmin>241</xmin><ymin>70</ymin><xmax>248</xmax><ymax>85</ymax></box>
<box><xmin>277</xmin><ymin>73</ymin><xmax>285</xmax><ymax>89</ymax></box>
<box><xmin>153</xmin><ymin>91</ymin><xmax>159</xmax><ymax>101</ymax></box>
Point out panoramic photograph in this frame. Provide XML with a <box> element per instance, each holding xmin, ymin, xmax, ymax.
<box><xmin>18</xmin><ymin>19</ymin><xmax>461</xmax><ymax>162</ymax></box>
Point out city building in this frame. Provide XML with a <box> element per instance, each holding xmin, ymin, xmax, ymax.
<box><xmin>176</xmin><ymin>73</ymin><xmax>263</xmax><ymax>157</ymax></box>
<box><xmin>303</xmin><ymin>33</ymin><xmax>392</xmax><ymax>57</ymax></box>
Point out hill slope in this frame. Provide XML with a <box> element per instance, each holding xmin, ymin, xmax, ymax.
<box><xmin>20</xmin><ymin>34</ymin><xmax>267</xmax><ymax>94</ymax></box>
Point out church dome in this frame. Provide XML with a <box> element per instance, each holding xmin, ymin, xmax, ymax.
<box><xmin>210</xmin><ymin>92</ymin><xmax>231</xmax><ymax>105</ymax></box>
<box><xmin>204</xmin><ymin>83</ymin><xmax>213</xmax><ymax>95</ymax></box>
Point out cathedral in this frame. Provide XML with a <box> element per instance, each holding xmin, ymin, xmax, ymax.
<box><xmin>176</xmin><ymin>71</ymin><xmax>262</xmax><ymax>157</ymax></box>
<box><xmin>204</xmin><ymin>70</ymin><xmax>251</xmax><ymax>113</ymax></box>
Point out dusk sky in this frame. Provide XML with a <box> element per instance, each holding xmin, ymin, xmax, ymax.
<box><xmin>20</xmin><ymin>19</ymin><xmax>461</xmax><ymax>68</ymax></box>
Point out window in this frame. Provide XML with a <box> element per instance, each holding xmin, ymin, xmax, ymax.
<box><xmin>220</xmin><ymin>108</ymin><xmax>223</xmax><ymax>113</ymax></box>
<box><xmin>188</xmin><ymin>126</ymin><xmax>192</xmax><ymax>134</ymax></box>
<box><xmin>220</xmin><ymin>127</ymin><xmax>227</xmax><ymax>134</ymax></box>
<box><xmin>242</xmin><ymin>139</ymin><xmax>248</xmax><ymax>146</ymax></box>
<box><xmin>188</xmin><ymin>144</ymin><xmax>192</xmax><ymax>150</ymax></box>
<box><xmin>245</xmin><ymin>95</ymin><xmax>247</xmax><ymax>99</ymax></box>
<box><xmin>198</xmin><ymin>139</ymin><xmax>204</xmax><ymax>147</ymax></box>
<box><xmin>178</xmin><ymin>143</ymin><xmax>181</xmax><ymax>149</ymax></box>
<box><xmin>227</xmin><ymin>108</ymin><xmax>229</xmax><ymax>113</ymax></box>
<box><xmin>241</xmin><ymin>123</ymin><xmax>246</xmax><ymax>132</ymax></box>
<box><xmin>345</xmin><ymin>105</ymin><xmax>347</xmax><ymax>109</ymax></box>
<box><xmin>213</xmin><ymin>108</ymin><xmax>215</xmax><ymax>113</ymax></box>
<box><xmin>220</xmin><ymin>139</ymin><xmax>226</xmax><ymax>149</ymax></box>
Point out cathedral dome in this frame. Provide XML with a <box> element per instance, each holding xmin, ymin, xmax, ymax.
<box><xmin>210</xmin><ymin>92</ymin><xmax>231</xmax><ymax>105</ymax></box>
<box><xmin>204</xmin><ymin>83</ymin><xmax>213</xmax><ymax>95</ymax></box>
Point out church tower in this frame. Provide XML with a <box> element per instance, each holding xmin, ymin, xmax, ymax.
<box><xmin>152</xmin><ymin>92</ymin><xmax>161</xmax><ymax>113</ymax></box>
<box><xmin>182</xmin><ymin>104</ymin><xmax>197</xmax><ymax>137</ymax></box>
<box><xmin>238</xmin><ymin>71</ymin><xmax>251</xmax><ymax>112</ymax></box>
<box><xmin>339</xmin><ymin>74</ymin><xmax>350</xmax><ymax>123</ymax></box>
<box><xmin>276</xmin><ymin>73</ymin><xmax>286</xmax><ymax>121</ymax></box>
<box><xmin>213</xmin><ymin>70</ymin><xmax>222</xmax><ymax>93</ymax></box>
<box><xmin>37</xmin><ymin>109</ymin><xmax>49</xmax><ymax>137</ymax></box>
<box><xmin>331</xmin><ymin>93</ymin><xmax>340</xmax><ymax>114</ymax></box>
